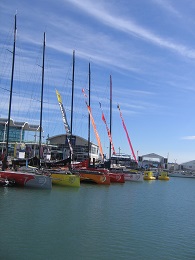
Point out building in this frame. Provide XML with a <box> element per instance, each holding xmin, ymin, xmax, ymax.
<box><xmin>0</xmin><ymin>118</ymin><xmax>41</xmax><ymax>155</ymax></box>
<box><xmin>180</xmin><ymin>160</ymin><xmax>195</xmax><ymax>171</ymax></box>
<box><xmin>47</xmin><ymin>134</ymin><xmax>100</xmax><ymax>162</ymax></box>
<box><xmin>138</xmin><ymin>153</ymin><xmax>168</xmax><ymax>169</ymax></box>
<box><xmin>0</xmin><ymin>118</ymin><xmax>102</xmax><ymax>162</ymax></box>
<box><xmin>110</xmin><ymin>153</ymin><xmax>137</xmax><ymax>168</ymax></box>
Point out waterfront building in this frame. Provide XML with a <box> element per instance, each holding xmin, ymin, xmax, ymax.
<box><xmin>0</xmin><ymin>118</ymin><xmax>40</xmax><ymax>155</ymax></box>
<box><xmin>180</xmin><ymin>160</ymin><xmax>195</xmax><ymax>171</ymax></box>
<box><xmin>138</xmin><ymin>153</ymin><xmax>168</xmax><ymax>169</ymax></box>
<box><xmin>0</xmin><ymin>118</ymin><xmax>101</xmax><ymax>162</ymax></box>
<box><xmin>47</xmin><ymin>134</ymin><xmax>100</xmax><ymax>162</ymax></box>
<box><xmin>110</xmin><ymin>153</ymin><xmax>137</xmax><ymax>168</ymax></box>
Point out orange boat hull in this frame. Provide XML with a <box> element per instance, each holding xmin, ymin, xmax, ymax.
<box><xmin>84</xmin><ymin>167</ymin><xmax>125</xmax><ymax>183</ymax></box>
<box><xmin>79</xmin><ymin>172</ymin><xmax>110</xmax><ymax>185</ymax></box>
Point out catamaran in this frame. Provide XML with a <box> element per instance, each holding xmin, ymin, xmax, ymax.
<box><xmin>73</xmin><ymin>64</ymin><xmax>111</xmax><ymax>185</ymax></box>
<box><xmin>49</xmin><ymin>87</ymin><xmax>80</xmax><ymax>187</ymax></box>
<box><xmin>0</xmin><ymin>16</ymin><xmax>52</xmax><ymax>189</ymax></box>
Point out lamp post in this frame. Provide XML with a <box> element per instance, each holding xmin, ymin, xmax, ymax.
<box><xmin>174</xmin><ymin>159</ymin><xmax>177</xmax><ymax>171</ymax></box>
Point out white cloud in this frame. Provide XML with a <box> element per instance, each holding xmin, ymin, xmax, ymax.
<box><xmin>152</xmin><ymin>0</ymin><xmax>181</xmax><ymax>17</ymax></box>
<box><xmin>66</xmin><ymin>0</ymin><xmax>195</xmax><ymax>58</ymax></box>
<box><xmin>182</xmin><ymin>136</ymin><xmax>195</xmax><ymax>140</ymax></box>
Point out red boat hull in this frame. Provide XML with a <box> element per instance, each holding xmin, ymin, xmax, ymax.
<box><xmin>73</xmin><ymin>161</ymin><xmax>124</xmax><ymax>184</ymax></box>
<box><xmin>72</xmin><ymin>168</ymin><xmax>110</xmax><ymax>185</ymax></box>
<box><xmin>86</xmin><ymin>168</ymin><xmax>125</xmax><ymax>183</ymax></box>
<box><xmin>108</xmin><ymin>172</ymin><xmax>125</xmax><ymax>183</ymax></box>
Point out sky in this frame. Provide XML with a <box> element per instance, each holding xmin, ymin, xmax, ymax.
<box><xmin>1</xmin><ymin>0</ymin><xmax>195</xmax><ymax>164</ymax></box>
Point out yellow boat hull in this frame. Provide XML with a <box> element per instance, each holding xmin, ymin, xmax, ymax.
<box><xmin>157</xmin><ymin>171</ymin><xmax>170</xmax><ymax>180</ymax></box>
<box><xmin>143</xmin><ymin>171</ymin><xmax>156</xmax><ymax>180</ymax></box>
<box><xmin>158</xmin><ymin>175</ymin><xmax>170</xmax><ymax>180</ymax></box>
<box><xmin>51</xmin><ymin>173</ymin><xmax>80</xmax><ymax>187</ymax></box>
<box><xmin>144</xmin><ymin>176</ymin><xmax>156</xmax><ymax>180</ymax></box>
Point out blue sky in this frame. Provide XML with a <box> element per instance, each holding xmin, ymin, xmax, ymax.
<box><xmin>1</xmin><ymin>0</ymin><xmax>195</xmax><ymax>164</ymax></box>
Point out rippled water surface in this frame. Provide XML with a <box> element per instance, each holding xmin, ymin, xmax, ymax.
<box><xmin>0</xmin><ymin>178</ymin><xmax>195</xmax><ymax>260</ymax></box>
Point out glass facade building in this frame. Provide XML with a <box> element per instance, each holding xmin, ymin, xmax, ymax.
<box><xmin>0</xmin><ymin>125</ymin><xmax>24</xmax><ymax>143</ymax></box>
<box><xmin>0</xmin><ymin>118</ymin><xmax>40</xmax><ymax>156</ymax></box>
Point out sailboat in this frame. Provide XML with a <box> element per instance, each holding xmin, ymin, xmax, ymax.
<box><xmin>0</xmin><ymin>16</ymin><xmax>52</xmax><ymax>189</ymax></box>
<box><xmin>72</xmin><ymin>63</ymin><xmax>110</xmax><ymax>185</ymax></box>
<box><xmin>99</xmin><ymin>75</ymin><xmax>125</xmax><ymax>183</ymax></box>
<box><xmin>47</xmin><ymin>51</ymin><xmax>80</xmax><ymax>188</ymax></box>
<box><xmin>116</xmin><ymin>105</ymin><xmax>143</xmax><ymax>182</ymax></box>
<box><xmin>50</xmin><ymin>89</ymin><xmax>80</xmax><ymax>187</ymax></box>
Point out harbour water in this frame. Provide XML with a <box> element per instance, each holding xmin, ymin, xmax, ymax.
<box><xmin>0</xmin><ymin>178</ymin><xmax>195</xmax><ymax>260</ymax></box>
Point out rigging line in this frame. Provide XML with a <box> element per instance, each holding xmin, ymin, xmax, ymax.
<box><xmin>0</xmin><ymin>87</ymin><xmax>15</xmax><ymax>92</ymax></box>
<box><xmin>0</xmin><ymin>85</ymin><xmax>54</xmax><ymax>104</ymax></box>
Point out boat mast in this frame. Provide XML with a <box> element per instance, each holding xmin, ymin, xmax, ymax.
<box><xmin>6</xmin><ymin>14</ymin><xmax>17</xmax><ymax>157</ymax></box>
<box><xmin>70</xmin><ymin>50</ymin><xmax>75</xmax><ymax>161</ymax></box>
<box><xmin>109</xmin><ymin>75</ymin><xmax>112</xmax><ymax>161</ymax></box>
<box><xmin>88</xmin><ymin>63</ymin><xmax>91</xmax><ymax>162</ymax></box>
<box><xmin>39</xmin><ymin>32</ymin><xmax>46</xmax><ymax>163</ymax></box>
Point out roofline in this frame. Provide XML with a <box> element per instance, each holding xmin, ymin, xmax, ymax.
<box><xmin>0</xmin><ymin>118</ymin><xmax>41</xmax><ymax>131</ymax></box>
<box><xmin>47</xmin><ymin>134</ymin><xmax>98</xmax><ymax>147</ymax></box>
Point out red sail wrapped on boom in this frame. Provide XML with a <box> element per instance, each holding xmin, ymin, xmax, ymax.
<box><xmin>117</xmin><ymin>104</ymin><xmax>137</xmax><ymax>163</ymax></box>
<box><xmin>101</xmin><ymin>111</ymin><xmax>116</xmax><ymax>155</ymax></box>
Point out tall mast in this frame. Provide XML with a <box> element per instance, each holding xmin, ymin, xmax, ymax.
<box><xmin>109</xmin><ymin>75</ymin><xmax>112</xmax><ymax>160</ymax></box>
<box><xmin>70</xmin><ymin>50</ymin><xmax>75</xmax><ymax>160</ymax></box>
<box><xmin>6</xmin><ymin>14</ymin><xmax>17</xmax><ymax>157</ymax></box>
<box><xmin>39</xmin><ymin>32</ymin><xmax>46</xmax><ymax>162</ymax></box>
<box><xmin>88</xmin><ymin>63</ymin><xmax>91</xmax><ymax>160</ymax></box>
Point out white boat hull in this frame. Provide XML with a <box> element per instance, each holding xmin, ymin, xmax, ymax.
<box><xmin>124</xmin><ymin>173</ymin><xmax>143</xmax><ymax>182</ymax></box>
<box><xmin>169</xmin><ymin>172</ymin><xmax>195</xmax><ymax>178</ymax></box>
<box><xmin>0</xmin><ymin>170</ymin><xmax>52</xmax><ymax>189</ymax></box>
